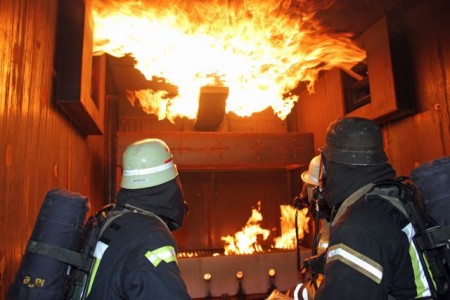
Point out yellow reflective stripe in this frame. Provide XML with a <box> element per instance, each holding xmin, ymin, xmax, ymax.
<box><xmin>402</xmin><ymin>223</ymin><xmax>432</xmax><ymax>298</ymax></box>
<box><xmin>145</xmin><ymin>246</ymin><xmax>177</xmax><ymax>267</ymax></box>
<box><xmin>86</xmin><ymin>241</ymin><xmax>108</xmax><ymax>296</ymax></box>
<box><xmin>423</xmin><ymin>255</ymin><xmax>438</xmax><ymax>291</ymax></box>
<box><xmin>87</xmin><ymin>258</ymin><xmax>101</xmax><ymax>295</ymax></box>
<box><xmin>327</xmin><ymin>243</ymin><xmax>383</xmax><ymax>284</ymax></box>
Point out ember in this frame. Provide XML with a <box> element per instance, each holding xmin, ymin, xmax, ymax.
<box><xmin>92</xmin><ymin>0</ymin><xmax>366</xmax><ymax>122</ymax></box>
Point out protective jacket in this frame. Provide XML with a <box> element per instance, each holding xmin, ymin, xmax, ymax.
<box><xmin>85</xmin><ymin>178</ymin><xmax>191</xmax><ymax>299</ymax></box>
<box><xmin>315</xmin><ymin>183</ymin><xmax>433</xmax><ymax>300</ymax></box>
<box><xmin>314</xmin><ymin>160</ymin><xmax>432</xmax><ymax>300</ymax></box>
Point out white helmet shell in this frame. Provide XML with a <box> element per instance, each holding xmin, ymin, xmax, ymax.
<box><xmin>121</xmin><ymin>138</ymin><xmax>178</xmax><ymax>189</ymax></box>
<box><xmin>301</xmin><ymin>155</ymin><xmax>321</xmax><ymax>186</ymax></box>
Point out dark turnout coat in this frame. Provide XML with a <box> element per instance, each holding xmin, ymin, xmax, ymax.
<box><xmin>315</xmin><ymin>161</ymin><xmax>432</xmax><ymax>300</ymax></box>
<box><xmin>86</xmin><ymin>178</ymin><xmax>191</xmax><ymax>299</ymax></box>
<box><xmin>315</xmin><ymin>184</ymin><xmax>432</xmax><ymax>299</ymax></box>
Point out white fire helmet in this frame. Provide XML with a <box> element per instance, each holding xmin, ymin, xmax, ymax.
<box><xmin>121</xmin><ymin>138</ymin><xmax>178</xmax><ymax>189</ymax></box>
<box><xmin>301</xmin><ymin>155</ymin><xmax>321</xmax><ymax>186</ymax></box>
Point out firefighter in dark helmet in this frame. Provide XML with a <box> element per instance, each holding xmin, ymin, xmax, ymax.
<box><xmin>86</xmin><ymin>138</ymin><xmax>191</xmax><ymax>299</ymax></box>
<box><xmin>312</xmin><ymin>117</ymin><xmax>432</xmax><ymax>300</ymax></box>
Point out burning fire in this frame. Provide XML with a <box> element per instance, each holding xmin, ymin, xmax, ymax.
<box><xmin>221</xmin><ymin>201</ymin><xmax>271</xmax><ymax>255</ymax></box>
<box><xmin>221</xmin><ymin>201</ymin><xmax>309</xmax><ymax>255</ymax></box>
<box><xmin>274</xmin><ymin>204</ymin><xmax>309</xmax><ymax>249</ymax></box>
<box><xmin>92</xmin><ymin>0</ymin><xmax>366</xmax><ymax>122</ymax></box>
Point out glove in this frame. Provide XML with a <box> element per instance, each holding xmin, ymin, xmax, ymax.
<box><xmin>303</xmin><ymin>252</ymin><xmax>326</xmax><ymax>275</ymax></box>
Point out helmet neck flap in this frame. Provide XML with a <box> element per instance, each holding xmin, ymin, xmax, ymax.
<box><xmin>322</xmin><ymin>158</ymin><xmax>396</xmax><ymax>208</ymax></box>
<box><xmin>117</xmin><ymin>178</ymin><xmax>188</xmax><ymax>231</ymax></box>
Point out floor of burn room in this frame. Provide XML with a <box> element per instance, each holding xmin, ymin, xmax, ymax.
<box><xmin>178</xmin><ymin>248</ymin><xmax>312</xmax><ymax>299</ymax></box>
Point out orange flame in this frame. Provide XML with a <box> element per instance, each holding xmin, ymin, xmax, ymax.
<box><xmin>221</xmin><ymin>201</ymin><xmax>271</xmax><ymax>255</ymax></box>
<box><xmin>221</xmin><ymin>201</ymin><xmax>309</xmax><ymax>255</ymax></box>
<box><xmin>273</xmin><ymin>205</ymin><xmax>309</xmax><ymax>249</ymax></box>
<box><xmin>92</xmin><ymin>0</ymin><xmax>366</xmax><ymax>122</ymax></box>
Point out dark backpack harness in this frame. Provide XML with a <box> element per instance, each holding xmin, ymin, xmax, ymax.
<box><xmin>26</xmin><ymin>204</ymin><xmax>168</xmax><ymax>300</ymax></box>
<box><xmin>345</xmin><ymin>177</ymin><xmax>450</xmax><ymax>299</ymax></box>
<box><xmin>300</xmin><ymin>177</ymin><xmax>450</xmax><ymax>298</ymax></box>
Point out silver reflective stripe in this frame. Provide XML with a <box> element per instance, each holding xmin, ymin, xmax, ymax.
<box><xmin>327</xmin><ymin>243</ymin><xmax>383</xmax><ymax>284</ymax></box>
<box><xmin>402</xmin><ymin>223</ymin><xmax>432</xmax><ymax>298</ymax></box>
<box><xmin>93</xmin><ymin>240</ymin><xmax>108</xmax><ymax>259</ymax></box>
<box><xmin>332</xmin><ymin>184</ymin><xmax>375</xmax><ymax>226</ymax></box>
<box><xmin>145</xmin><ymin>246</ymin><xmax>177</xmax><ymax>267</ymax></box>
<box><xmin>294</xmin><ymin>283</ymin><xmax>308</xmax><ymax>300</ymax></box>
<box><xmin>123</xmin><ymin>160</ymin><xmax>174</xmax><ymax>176</ymax></box>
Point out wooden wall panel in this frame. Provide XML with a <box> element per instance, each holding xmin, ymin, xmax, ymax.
<box><xmin>384</xmin><ymin>0</ymin><xmax>450</xmax><ymax>173</ymax></box>
<box><xmin>378</xmin><ymin>0</ymin><xmax>450</xmax><ymax>175</ymax></box>
<box><xmin>401</xmin><ymin>0</ymin><xmax>450</xmax><ymax>154</ymax></box>
<box><xmin>0</xmin><ymin>1</ymin><xmax>108</xmax><ymax>298</ymax></box>
<box><xmin>117</xmin><ymin>132</ymin><xmax>313</xmax><ymax>251</ymax></box>
<box><xmin>210</xmin><ymin>171</ymin><xmax>292</xmax><ymax>249</ymax></box>
<box><xmin>295</xmin><ymin>68</ymin><xmax>345</xmax><ymax>152</ymax></box>
<box><xmin>118</xmin><ymin>95</ymin><xmax>289</xmax><ymax>133</ymax></box>
<box><xmin>386</xmin><ymin>111</ymin><xmax>444</xmax><ymax>175</ymax></box>
<box><xmin>117</xmin><ymin>131</ymin><xmax>314</xmax><ymax>171</ymax></box>
<box><xmin>296</xmin><ymin>0</ymin><xmax>450</xmax><ymax>175</ymax></box>
<box><xmin>173</xmin><ymin>170</ymin><xmax>302</xmax><ymax>251</ymax></box>
<box><xmin>172</xmin><ymin>173</ymin><xmax>213</xmax><ymax>249</ymax></box>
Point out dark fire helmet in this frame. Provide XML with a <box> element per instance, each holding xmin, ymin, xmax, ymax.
<box><xmin>320</xmin><ymin>117</ymin><xmax>388</xmax><ymax>166</ymax></box>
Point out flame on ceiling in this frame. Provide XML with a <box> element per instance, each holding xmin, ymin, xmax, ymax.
<box><xmin>92</xmin><ymin>0</ymin><xmax>366</xmax><ymax>122</ymax></box>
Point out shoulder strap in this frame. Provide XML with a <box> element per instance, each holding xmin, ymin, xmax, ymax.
<box><xmin>329</xmin><ymin>177</ymin><xmax>450</xmax><ymax>298</ymax></box>
<box><xmin>122</xmin><ymin>204</ymin><xmax>170</xmax><ymax>231</ymax></box>
<box><xmin>366</xmin><ymin>190</ymin><xmax>410</xmax><ymax>220</ymax></box>
<box><xmin>331</xmin><ymin>183</ymin><xmax>375</xmax><ymax>227</ymax></box>
<box><xmin>24</xmin><ymin>207</ymin><xmax>127</xmax><ymax>271</ymax></box>
<box><xmin>78</xmin><ymin>205</ymin><xmax>171</xmax><ymax>300</ymax></box>
<box><xmin>331</xmin><ymin>179</ymin><xmax>414</xmax><ymax>227</ymax></box>
<box><xmin>97</xmin><ymin>210</ymin><xmax>129</xmax><ymax>238</ymax></box>
<box><xmin>26</xmin><ymin>240</ymin><xmax>85</xmax><ymax>269</ymax></box>
<box><xmin>99</xmin><ymin>204</ymin><xmax>170</xmax><ymax>238</ymax></box>
<box><xmin>366</xmin><ymin>177</ymin><xmax>421</xmax><ymax>222</ymax></box>
<box><xmin>24</xmin><ymin>205</ymin><xmax>118</xmax><ymax>270</ymax></box>
<box><xmin>24</xmin><ymin>206</ymin><xmax>140</xmax><ymax>270</ymax></box>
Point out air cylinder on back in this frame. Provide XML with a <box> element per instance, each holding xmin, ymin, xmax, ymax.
<box><xmin>7</xmin><ymin>189</ymin><xmax>89</xmax><ymax>300</ymax></box>
<box><xmin>411</xmin><ymin>156</ymin><xmax>450</xmax><ymax>227</ymax></box>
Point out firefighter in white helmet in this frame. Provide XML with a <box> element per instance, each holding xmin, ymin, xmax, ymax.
<box><xmin>301</xmin><ymin>155</ymin><xmax>321</xmax><ymax>204</ymax></box>
<box><xmin>295</xmin><ymin>155</ymin><xmax>330</xmax><ymax>219</ymax></box>
<box><xmin>301</xmin><ymin>155</ymin><xmax>330</xmax><ymax>252</ymax></box>
<box><xmin>86</xmin><ymin>138</ymin><xmax>191</xmax><ymax>299</ymax></box>
<box><xmin>288</xmin><ymin>155</ymin><xmax>329</xmax><ymax>300</ymax></box>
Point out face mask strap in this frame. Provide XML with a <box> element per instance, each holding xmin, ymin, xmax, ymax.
<box><xmin>318</xmin><ymin>154</ymin><xmax>327</xmax><ymax>188</ymax></box>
